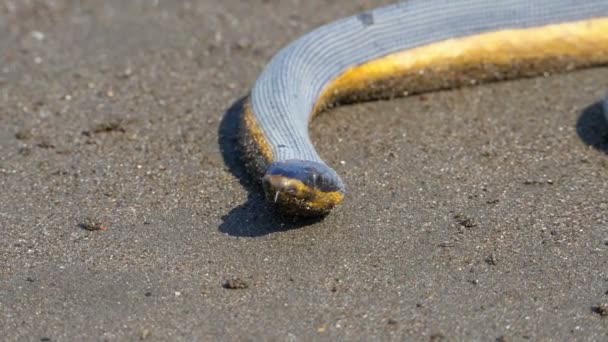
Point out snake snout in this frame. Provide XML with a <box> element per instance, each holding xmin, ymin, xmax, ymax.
<box><xmin>261</xmin><ymin>160</ymin><xmax>345</xmax><ymax>216</ymax></box>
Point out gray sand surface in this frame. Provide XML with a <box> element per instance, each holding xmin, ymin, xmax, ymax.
<box><xmin>1</xmin><ymin>1</ymin><xmax>607</xmax><ymax>340</ymax></box>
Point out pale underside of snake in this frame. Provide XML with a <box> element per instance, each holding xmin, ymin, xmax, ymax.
<box><xmin>238</xmin><ymin>0</ymin><xmax>608</xmax><ymax>216</ymax></box>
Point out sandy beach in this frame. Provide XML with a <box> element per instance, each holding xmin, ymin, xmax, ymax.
<box><xmin>1</xmin><ymin>1</ymin><xmax>607</xmax><ymax>340</ymax></box>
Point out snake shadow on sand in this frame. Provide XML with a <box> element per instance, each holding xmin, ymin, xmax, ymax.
<box><xmin>217</xmin><ymin>97</ymin><xmax>605</xmax><ymax>237</ymax></box>
<box><xmin>576</xmin><ymin>100</ymin><xmax>608</xmax><ymax>154</ymax></box>
<box><xmin>217</xmin><ymin>98</ymin><xmax>325</xmax><ymax>237</ymax></box>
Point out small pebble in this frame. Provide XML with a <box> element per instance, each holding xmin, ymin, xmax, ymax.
<box><xmin>223</xmin><ymin>277</ymin><xmax>249</xmax><ymax>289</ymax></box>
<box><xmin>79</xmin><ymin>217</ymin><xmax>109</xmax><ymax>231</ymax></box>
<box><xmin>31</xmin><ymin>31</ymin><xmax>45</xmax><ymax>40</ymax></box>
<box><xmin>592</xmin><ymin>304</ymin><xmax>608</xmax><ymax>316</ymax></box>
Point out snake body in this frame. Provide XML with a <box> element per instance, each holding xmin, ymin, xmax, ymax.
<box><xmin>239</xmin><ymin>0</ymin><xmax>608</xmax><ymax>216</ymax></box>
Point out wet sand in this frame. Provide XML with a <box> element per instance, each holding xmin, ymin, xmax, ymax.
<box><xmin>1</xmin><ymin>1</ymin><xmax>607</xmax><ymax>340</ymax></box>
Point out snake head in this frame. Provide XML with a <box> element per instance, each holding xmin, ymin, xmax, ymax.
<box><xmin>262</xmin><ymin>160</ymin><xmax>345</xmax><ymax>216</ymax></box>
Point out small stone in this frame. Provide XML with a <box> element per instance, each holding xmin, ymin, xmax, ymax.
<box><xmin>454</xmin><ymin>213</ymin><xmax>477</xmax><ymax>228</ymax></box>
<box><xmin>15</xmin><ymin>130</ymin><xmax>31</xmax><ymax>140</ymax></box>
<box><xmin>429</xmin><ymin>333</ymin><xmax>445</xmax><ymax>342</ymax></box>
<box><xmin>35</xmin><ymin>140</ymin><xmax>55</xmax><ymax>149</ymax></box>
<box><xmin>592</xmin><ymin>304</ymin><xmax>608</xmax><ymax>316</ymax></box>
<box><xmin>140</xmin><ymin>329</ymin><xmax>150</xmax><ymax>340</ymax></box>
<box><xmin>120</xmin><ymin>67</ymin><xmax>133</xmax><ymax>78</ymax></box>
<box><xmin>31</xmin><ymin>31</ymin><xmax>45</xmax><ymax>40</ymax></box>
<box><xmin>79</xmin><ymin>217</ymin><xmax>109</xmax><ymax>231</ymax></box>
<box><xmin>485</xmin><ymin>254</ymin><xmax>497</xmax><ymax>266</ymax></box>
<box><xmin>92</xmin><ymin>119</ymin><xmax>125</xmax><ymax>133</ymax></box>
<box><xmin>223</xmin><ymin>277</ymin><xmax>249</xmax><ymax>289</ymax></box>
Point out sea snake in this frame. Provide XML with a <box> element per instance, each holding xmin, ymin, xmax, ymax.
<box><xmin>238</xmin><ymin>0</ymin><xmax>608</xmax><ymax>216</ymax></box>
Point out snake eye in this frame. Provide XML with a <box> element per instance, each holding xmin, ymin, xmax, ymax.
<box><xmin>284</xmin><ymin>185</ymin><xmax>298</xmax><ymax>195</ymax></box>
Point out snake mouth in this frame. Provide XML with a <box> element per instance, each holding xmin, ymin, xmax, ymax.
<box><xmin>261</xmin><ymin>160</ymin><xmax>344</xmax><ymax>216</ymax></box>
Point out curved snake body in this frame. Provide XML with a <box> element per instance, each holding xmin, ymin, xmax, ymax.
<box><xmin>240</xmin><ymin>0</ymin><xmax>608</xmax><ymax>216</ymax></box>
